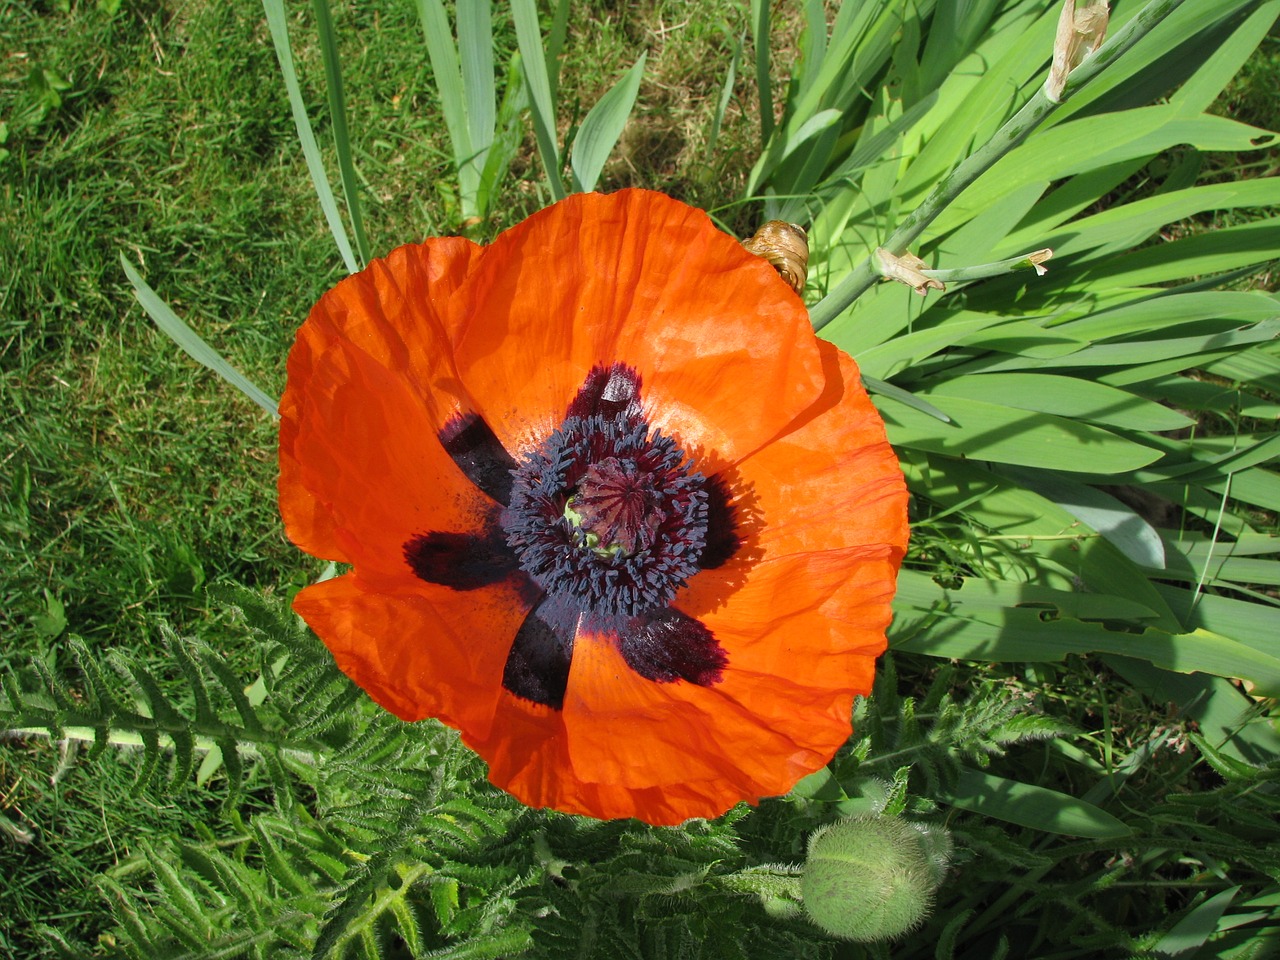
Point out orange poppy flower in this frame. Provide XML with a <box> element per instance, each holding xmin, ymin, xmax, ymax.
<box><xmin>279</xmin><ymin>189</ymin><xmax>908</xmax><ymax>825</ymax></box>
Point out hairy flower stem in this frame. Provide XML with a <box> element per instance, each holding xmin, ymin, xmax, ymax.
<box><xmin>809</xmin><ymin>0</ymin><xmax>1189</xmax><ymax>332</ymax></box>
<box><xmin>8</xmin><ymin>725</ymin><xmax>325</xmax><ymax>767</ymax></box>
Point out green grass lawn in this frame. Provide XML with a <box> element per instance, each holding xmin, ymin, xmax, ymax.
<box><xmin>2</xmin><ymin>1</ymin><xmax>1278</xmax><ymax>957</ymax></box>
<box><xmin>0</xmin><ymin>2</ymin><xmax>774</xmax><ymax>953</ymax></box>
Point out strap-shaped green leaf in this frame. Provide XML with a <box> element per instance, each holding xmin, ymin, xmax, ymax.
<box><xmin>901</xmin><ymin>458</ymin><xmax>1181</xmax><ymax>625</ymax></box>
<box><xmin>1003</xmin><ymin>468</ymin><xmax>1167</xmax><ymax>569</ymax></box>
<box><xmin>311</xmin><ymin>0</ymin><xmax>369</xmax><ymax>265</ymax></box>
<box><xmin>1152</xmin><ymin>887</ymin><xmax>1242</xmax><ymax>957</ymax></box>
<box><xmin>940</xmin><ymin>768</ymin><xmax>1131</xmax><ymax>839</ymax></box>
<box><xmin>262</xmin><ymin>0</ymin><xmax>359</xmax><ymax>274</ymax></box>
<box><xmin>458</xmin><ymin>0</ymin><xmax>495</xmax><ymax>160</ymax></box>
<box><xmin>417</xmin><ymin>0</ymin><xmax>497</xmax><ymax>220</ymax></box>
<box><xmin>929</xmin><ymin>373</ymin><xmax>1194</xmax><ymax>431</ymax></box>
<box><xmin>570</xmin><ymin>53</ymin><xmax>646</xmax><ymax>193</ymax></box>
<box><xmin>862</xmin><ymin>374</ymin><xmax>952</xmax><ymax>423</ymax></box>
<box><xmin>879</xmin><ymin>393</ymin><xmax>1163</xmax><ymax>472</ymax></box>
<box><xmin>511</xmin><ymin>0</ymin><xmax>565</xmax><ymax>200</ymax></box>
<box><xmin>894</xmin><ymin>573</ymin><xmax>1280</xmax><ymax>697</ymax></box>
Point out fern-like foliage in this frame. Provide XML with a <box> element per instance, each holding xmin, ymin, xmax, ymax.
<box><xmin>1</xmin><ymin>590</ymin><xmax>853</xmax><ymax>959</ymax></box>
<box><xmin>837</xmin><ymin>656</ymin><xmax>1078</xmax><ymax>801</ymax></box>
<box><xmin>3</xmin><ymin>585</ymin><xmax>358</xmax><ymax>808</ymax></box>
<box><xmin>8</xmin><ymin>593</ymin><xmax>1278</xmax><ymax>960</ymax></box>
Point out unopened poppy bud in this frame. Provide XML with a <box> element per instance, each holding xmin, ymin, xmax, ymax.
<box><xmin>1045</xmin><ymin>0</ymin><xmax>1109</xmax><ymax>102</ymax></box>
<box><xmin>801</xmin><ymin>816</ymin><xmax>951</xmax><ymax>942</ymax></box>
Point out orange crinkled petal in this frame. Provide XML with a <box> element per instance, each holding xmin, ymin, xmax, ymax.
<box><xmin>293</xmin><ymin>573</ymin><xmax>525</xmax><ymax>739</ymax></box>
<box><xmin>279</xmin><ymin>189</ymin><xmax>909</xmax><ymax>825</ymax></box>
<box><xmin>449</xmin><ymin>190</ymin><xmax>828</xmax><ymax>460</ymax></box>
<box><xmin>279</xmin><ymin>237</ymin><xmax>483</xmax><ymax>561</ymax></box>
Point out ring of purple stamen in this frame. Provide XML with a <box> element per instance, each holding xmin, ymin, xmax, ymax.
<box><xmin>503</xmin><ymin>405</ymin><xmax>709</xmax><ymax>617</ymax></box>
<box><xmin>404</xmin><ymin>363</ymin><xmax>736</xmax><ymax>708</ymax></box>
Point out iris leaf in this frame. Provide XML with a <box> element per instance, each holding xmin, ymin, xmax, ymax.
<box><xmin>878</xmin><ymin>394</ymin><xmax>1163</xmax><ymax>473</ymax></box>
<box><xmin>1050</xmin><ymin>290</ymin><xmax>1280</xmax><ymax>343</ymax></box>
<box><xmin>458</xmin><ymin>0</ymin><xmax>496</xmax><ymax>168</ymax></box>
<box><xmin>928</xmin><ymin>374</ymin><xmax>1195</xmax><ymax>431</ymax></box>
<box><xmin>893</xmin><ymin>572</ymin><xmax>1280</xmax><ymax>698</ymax></box>
<box><xmin>1001</xmin><ymin>468</ymin><xmax>1168</xmax><ymax>569</ymax></box>
<box><xmin>416</xmin><ymin>0</ymin><xmax>476</xmax><ymax>210</ymax></box>
<box><xmin>939</xmin><ymin>768</ymin><xmax>1131</xmax><ymax>839</ymax></box>
<box><xmin>512</xmin><ymin>0</ymin><xmax>565</xmax><ymax>201</ymax></box>
<box><xmin>903</xmin><ymin>458</ymin><xmax>1181</xmax><ymax>624</ymax></box>
<box><xmin>855</xmin><ymin>319</ymin><xmax>1054</xmax><ymax>383</ymax></box>
<box><xmin>261</xmin><ymin>0</ymin><xmax>359</xmax><ymax>275</ymax></box>
<box><xmin>1151</xmin><ymin>887</ymin><xmax>1241</xmax><ymax>957</ymax></box>
<box><xmin>862</xmin><ymin>375</ymin><xmax>952</xmax><ymax>424</ymax></box>
<box><xmin>1024</xmin><ymin>178</ymin><xmax>1280</xmax><ymax>260</ymax></box>
<box><xmin>569</xmin><ymin>53</ymin><xmax>646</xmax><ymax>194</ymax></box>
<box><xmin>310</xmin><ymin>0</ymin><xmax>369</xmax><ymax>266</ymax></box>
<box><xmin>930</xmin><ymin>110</ymin><xmax>1278</xmax><ymax>238</ymax></box>
<box><xmin>1156</xmin><ymin>536</ymin><xmax>1280</xmax><ymax>587</ymax></box>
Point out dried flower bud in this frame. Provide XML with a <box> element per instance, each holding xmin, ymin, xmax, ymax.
<box><xmin>1045</xmin><ymin>0</ymin><xmax>1110</xmax><ymax>102</ymax></box>
<box><xmin>1027</xmin><ymin>248</ymin><xmax>1054</xmax><ymax>275</ymax></box>
<box><xmin>743</xmin><ymin>221</ymin><xmax>809</xmax><ymax>295</ymax></box>
<box><xmin>875</xmin><ymin>248</ymin><xmax>945</xmax><ymax>296</ymax></box>
<box><xmin>801</xmin><ymin>816</ymin><xmax>952</xmax><ymax>942</ymax></box>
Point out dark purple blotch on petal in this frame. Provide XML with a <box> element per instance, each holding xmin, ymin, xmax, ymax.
<box><xmin>440</xmin><ymin>411</ymin><xmax>518</xmax><ymax>505</ymax></box>
<box><xmin>567</xmin><ymin>363</ymin><xmax>644</xmax><ymax>423</ymax></box>
<box><xmin>619</xmin><ymin>608</ymin><xmax>726</xmax><ymax>687</ymax></box>
<box><xmin>699</xmin><ymin>473</ymin><xmax>741</xmax><ymax>570</ymax></box>
<box><xmin>502</xmin><ymin>595</ymin><xmax>577</xmax><ymax>709</ymax></box>
<box><xmin>404</xmin><ymin>524</ymin><xmax>517</xmax><ymax>590</ymax></box>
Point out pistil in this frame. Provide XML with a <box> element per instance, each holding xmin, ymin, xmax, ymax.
<box><xmin>568</xmin><ymin>457</ymin><xmax>665</xmax><ymax>557</ymax></box>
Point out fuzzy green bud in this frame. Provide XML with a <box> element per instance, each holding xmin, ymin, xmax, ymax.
<box><xmin>800</xmin><ymin>816</ymin><xmax>951</xmax><ymax>942</ymax></box>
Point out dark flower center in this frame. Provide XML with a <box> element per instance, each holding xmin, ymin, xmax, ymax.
<box><xmin>404</xmin><ymin>363</ymin><xmax>740</xmax><ymax>710</ymax></box>
<box><xmin>503</xmin><ymin>395</ymin><xmax>709</xmax><ymax>617</ymax></box>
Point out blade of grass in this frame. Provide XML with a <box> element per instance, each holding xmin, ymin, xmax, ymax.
<box><xmin>310</xmin><ymin>0</ymin><xmax>369</xmax><ymax>267</ymax></box>
<box><xmin>262</xmin><ymin>0</ymin><xmax>359</xmax><ymax>274</ymax></box>
<box><xmin>749</xmin><ymin>0</ymin><xmax>773</xmax><ymax>145</ymax></box>
<box><xmin>120</xmin><ymin>255</ymin><xmax>278</xmax><ymax>418</ymax></box>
